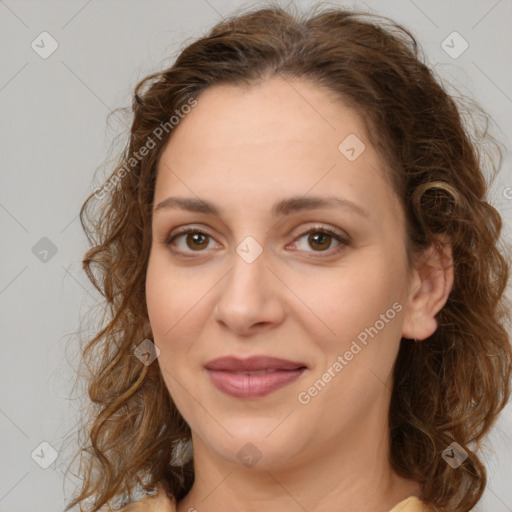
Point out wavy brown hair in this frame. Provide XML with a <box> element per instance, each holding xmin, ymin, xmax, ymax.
<box><xmin>64</xmin><ymin>3</ymin><xmax>512</xmax><ymax>511</ymax></box>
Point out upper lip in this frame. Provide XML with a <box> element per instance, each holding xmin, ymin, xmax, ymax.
<box><xmin>205</xmin><ymin>356</ymin><xmax>307</xmax><ymax>372</ymax></box>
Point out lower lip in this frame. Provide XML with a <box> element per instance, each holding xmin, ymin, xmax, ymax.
<box><xmin>206</xmin><ymin>368</ymin><xmax>306</xmax><ymax>398</ymax></box>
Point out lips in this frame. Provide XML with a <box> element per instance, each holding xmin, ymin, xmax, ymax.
<box><xmin>205</xmin><ymin>355</ymin><xmax>307</xmax><ymax>372</ymax></box>
<box><xmin>205</xmin><ymin>356</ymin><xmax>307</xmax><ymax>398</ymax></box>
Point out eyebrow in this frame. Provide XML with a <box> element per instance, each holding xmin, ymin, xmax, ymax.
<box><xmin>154</xmin><ymin>195</ymin><xmax>369</xmax><ymax>218</ymax></box>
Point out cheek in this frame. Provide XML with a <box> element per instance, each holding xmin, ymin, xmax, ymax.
<box><xmin>145</xmin><ymin>256</ymin><xmax>198</xmax><ymax>407</ymax></box>
<box><xmin>145</xmin><ymin>253</ymin><xmax>217</xmax><ymax>387</ymax></box>
<box><xmin>294</xmin><ymin>267</ymin><xmax>405</xmax><ymax>424</ymax></box>
<box><xmin>146</xmin><ymin>254</ymin><xmax>202</xmax><ymax>338</ymax></box>
<box><xmin>291</xmin><ymin>255</ymin><xmax>404</xmax><ymax>348</ymax></box>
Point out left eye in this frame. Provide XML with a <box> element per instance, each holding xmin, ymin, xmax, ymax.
<box><xmin>291</xmin><ymin>228</ymin><xmax>346</xmax><ymax>254</ymax></box>
<box><xmin>165</xmin><ymin>227</ymin><xmax>348</xmax><ymax>256</ymax></box>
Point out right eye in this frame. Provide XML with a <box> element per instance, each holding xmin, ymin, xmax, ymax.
<box><xmin>165</xmin><ymin>228</ymin><xmax>220</xmax><ymax>255</ymax></box>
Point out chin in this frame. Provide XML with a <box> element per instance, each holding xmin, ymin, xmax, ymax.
<box><xmin>199</xmin><ymin>417</ymin><xmax>308</xmax><ymax>471</ymax></box>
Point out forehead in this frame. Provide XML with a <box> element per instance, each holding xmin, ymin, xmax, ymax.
<box><xmin>164</xmin><ymin>78</ymin><xmax>368</xmax><ymax>156</ymax></box>
<box><xmin>154</xmin><ymin>77</ymin><xmax>400</xmax><ymax>222</ymax></box>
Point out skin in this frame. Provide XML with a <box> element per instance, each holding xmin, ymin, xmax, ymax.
<box><xmin>145</xmin><ymin>77</ymin><xmax>454</xmax><ymax>512</ymax></box>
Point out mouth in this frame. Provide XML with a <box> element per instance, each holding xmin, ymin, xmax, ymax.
<box><xmin>204</xmin><ymin>355</ymin><xmax>308</xmax><ymax>399</ymax></box>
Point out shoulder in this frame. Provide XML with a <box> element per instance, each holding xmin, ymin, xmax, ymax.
<box><xmin>388</xmin><ymin>496</ymin><xmax>430</xmax><ymax>512</ymax></box>
<box><xmin>109</xmin><ymin>489</ymin><xmax>425</xmax><ymax>512</ymax></box>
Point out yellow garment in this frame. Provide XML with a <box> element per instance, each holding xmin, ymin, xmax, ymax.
<box><xmin>389</xmin><ymin>496</ymin><xmax>427</xmax><ymax>512</ymax></box>
<box><xmin>116</xmin><ymin>484</ymin><xmax>427</xmax><ymax>512</ymax></box>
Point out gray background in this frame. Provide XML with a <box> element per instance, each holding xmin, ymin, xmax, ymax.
<box><xmin>1</xmin><ymin>0</ymin><xmax>511</xmax><ymax>511</ymax></box>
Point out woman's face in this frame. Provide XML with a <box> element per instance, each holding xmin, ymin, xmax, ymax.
<box><xmin>146</xmin><ymin>77</ymin><xmax>418</xmax><ymax>470</ymax></box>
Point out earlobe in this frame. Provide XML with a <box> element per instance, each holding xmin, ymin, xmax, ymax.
<box><xmin>401</xmin><ymin>238</ymin><xmax>454</xmax><ymax>341</ymax></box>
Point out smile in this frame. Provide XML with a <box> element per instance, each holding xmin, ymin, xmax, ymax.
<box><xmin>206</xmin><ymin>368</ymin><xmax>306</xmax><ymax>398</ymax></box>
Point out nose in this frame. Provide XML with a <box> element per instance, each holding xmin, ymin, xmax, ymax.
<box><xmin>212</xmin><ymin>246</ymin><xmax>286</xmax><ymax>337</ymax></box>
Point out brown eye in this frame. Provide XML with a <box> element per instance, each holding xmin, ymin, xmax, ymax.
<box><xmin>166</xmin><ymin>229</ymin><xmax>216</xmax><ymax>253</ymax></box>
<box><xmin>291</xmin><ymin>227</ymin><xmax>349</xmax><ymax>257</ymax></box>
<box><xmin>165</xmin><ymin>226</ymin><xmax>348</xmax><ymax>258</ymax></box>
<box><xmin>184</xmin><ymin>232</ymin><xmax>209</xmax><ymax>250</ymax></box>
<box><xmin>307</xmin><ymin>232</ymin><xmax>332</xmax><ymax>251</ymax></box>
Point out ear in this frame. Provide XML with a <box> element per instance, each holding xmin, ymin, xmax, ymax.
<box><xmin>401</xmin><ymin>236</ymin><xmax>454</xmax><ymax>341</ymax></box>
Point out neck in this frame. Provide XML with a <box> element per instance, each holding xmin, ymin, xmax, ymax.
<box><xmin>176</xmin><ymin>407</ymin><xmax>419</xmax><ymax>512</ymax></box>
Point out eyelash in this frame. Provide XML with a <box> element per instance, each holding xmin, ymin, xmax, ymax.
<box><xmin>164</xmin><ymin>225</ymin><xmax>349</xmax><ymax>258</ymax></box>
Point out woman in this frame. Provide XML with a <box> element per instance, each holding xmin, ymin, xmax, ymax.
<box><xmin>65</xmin><ymin>4</ymin><xmax>511</xmax><ymax>512</ymax></box>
